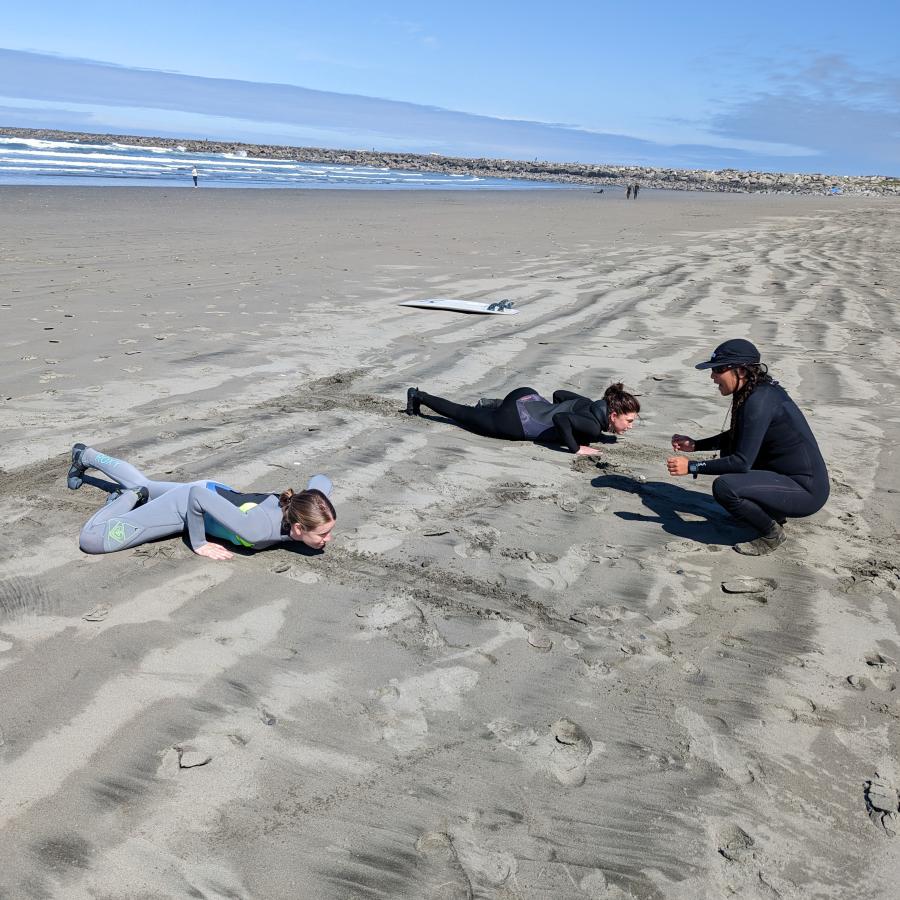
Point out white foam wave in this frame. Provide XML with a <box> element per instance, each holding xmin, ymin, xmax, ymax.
<box><xmin>0</xmin><ymin>137</ymin><xmax>552</xmax><ymax>190</ymax></box>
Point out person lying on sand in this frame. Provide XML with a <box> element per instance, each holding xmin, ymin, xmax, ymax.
<box><xmin>67</xmin><ymin>444</ymin><xmax>335</xmax><ymax>560</ymax></box>
<box><xmin>405</xmin><ymin>383</ymin><xmax>639</xmax><ymax>456</ymax></box>
<box><xmin>666</xmin><ymin>339</ymin><xmax>829</xmax><ymax>555</ymax></box>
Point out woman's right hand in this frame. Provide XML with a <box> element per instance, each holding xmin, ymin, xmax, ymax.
<box><xmin>194</xmin><ymin>542</ymin><xmax>234</xmax><ymax>561</ymax></box>
<box><xmin>575</xmin><ymin>445</ymin><xmax>601</xmax><ymax>456</ymax></box>
<box><xmin>671</xmin><ymin>434</ymin><xmax>696</xmax><ymax>452</ymax></box>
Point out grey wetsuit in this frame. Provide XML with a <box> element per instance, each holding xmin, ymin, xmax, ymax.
<box><xmin>77</xmin><ymin>447</ymin><xmax>332</xmax><ymax>554</ymax></box>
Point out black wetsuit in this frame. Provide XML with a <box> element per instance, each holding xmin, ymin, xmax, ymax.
<box><xmin>690</xmin><ymin>381</ymin><xmax>829</xmax><ymax>533</ymax></box>
<box><xmin>415</xmin><ymin>388</ymin><xmax>610</xmax><ymax>452</ymax></box>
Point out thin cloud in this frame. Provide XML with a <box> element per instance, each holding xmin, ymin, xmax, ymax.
<box><xmin>379</xmin><ymin>18</ymin><xmax>439</xmax><ymax>48</ymax></box>
<box><xmin>709</xmin><ymin>53</ymin><xmax>900</xmax><ymax>174</ymax></box>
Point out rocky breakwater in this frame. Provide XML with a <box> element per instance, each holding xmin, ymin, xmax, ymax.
<box><xmin>3</xmin><ymin>127</ymin><xmax>899</xmax><ymax>195</ymax></box>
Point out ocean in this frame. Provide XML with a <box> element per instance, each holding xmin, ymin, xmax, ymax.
<box><xmin>0</xmin><ymin>137</ymin><xmax>585</xmax><ymax>191</ymax></box>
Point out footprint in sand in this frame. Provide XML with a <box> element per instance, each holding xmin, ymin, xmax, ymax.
<box><xmin>864</xmin><ymin>772</ymin><xmax>900</xmax><ymax>834</ymax></box>
<box><xmin>721</xmin><ymin>577</ymin><xmax>776</xmax><ymax>593</ymax></box>
<box><xmin>416</xmin><ymin>822</ymin><xmax>516</xmax><ymax>896</ymax></box>
<box><xmin>526</xmin><ymin>629</ymin><xmax>554</xmax><ymax>651</ymax></box>
<box><xmin>575</xmin><ymin>648</ymin><xmax>613</xmax><ymax>681</ymax></box>
<box><xmin>591</xmin><ymin>545</ymin><xmax>624</xmax><ymax>561</ymax></box>
<box><xmin>81</xmin><ymin>604</ymin><xmax>111</xmax><ymax>622</ymax></box>
<box><xmin>355</xmin><ymin>594</ymin><xmax>446</xmax><ymax>651</ymax></box>
<box><xmin>586</xmin><ymin>494</ymin><xmax>611</xmax><ymax>515</ymax></box>
<box><xmin>571</xmin><ymin>603</ymin><xmax>642</xmax><ymax>626</ymax></box>
<box><xmin>666</xmin><ymin>539</ymin><xmax>721</xmax><ymax>554</ymax></box>
<box><xmin>579</xmin><ymin>869</ymin><xmax>634</xmax><ymax>899</ymax></box>
<box><xmin>525</xmin><ymin>544</ymin><xmax>590</xmax><ymax>591</ymax></box>
<box><xmin>768</xmin><ymin>694</ymin><xmax>817</xmax><ymax>722</ymax></box>
<box><xmin>864</xmin><ymin>652</ymin><xmax>897</xmax><ymax>691</ymax></box>
<box><xmin>414</xmin><ymin>831</ymin><xmax>473</xmax><ymax>899</ymax></box>
<box><xmin>343</xmin><ymin>508</ymin><xmax>424</xmax><ymax>554</ymax></box>
<box><xmin>492</xmin><ymin>481</ymin><xmax>534</xmax><ymax>504</ymax></box>
<box><xmin>675</xmin><ymin>707</ymin><xmax>761</xmax><ymax>785</ymax></box>
<box><xmin>549</xmin><ymin>718</ymin><xmax>595</xmax><ymax>786</ymax></box>
<box><xmin>847</xmin><ymin>652</ymin><xmax>898</xmax><ymax>692</ymax></box>
<box><xmin>716</xmin><ymin>823</ymin><xmax>756</xmax><ymax>863</ymax></box>
<box><xmin>569</xmin><ymin>605</ymin><xmax>672</xmax><ymax>662</ymax></box>
<box><xmin>500</xmin><ymin>547</ymin><xmax>558</xmax><ymax>564</ymax></box>
<box><xmin>453</xmin><ymin>524</ymin><xmax>500</xmax><ymax>559</ymax></box>
<box><xmin>488</xmin><ymin>717</ymin><xmax>597</xmax><ymax>786</ymax></box>
<box><xmin>713</xmin><ymin>822</ymin><xmax>790</xmax><ymax>899</ymax></box>
<box><xmin>287</xmin><ymin>570</ymin><xmax>320</xmax><ymax>585</ymax></box>
<box><xmin>367</xmin><ymin>666</ymin><xmax>478</xmax><ymax>752</ymax></box>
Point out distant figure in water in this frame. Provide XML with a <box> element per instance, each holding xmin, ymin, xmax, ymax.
<box><xmin>666</xmin><ymin>339</ymin><xmax>829</xmax><ymax>556</ymax></box>
<box><xmin>191</xmin><ymin>166</ymin><xmax>199</xmax><ymax>188</ymax></box>
<box><xmin>626</xmin><ymin>185</ymin><xmax>632</xmax><ymax>199</ymax></box>
<box><xmin>406</xmin><ymin>383</ymin><xmax>640</xmax><ymax>457</ymax></box>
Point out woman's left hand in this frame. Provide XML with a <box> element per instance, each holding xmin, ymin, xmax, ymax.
<box><xmin>575</xmin><ymin>446</ymin><xmax>601</xmax><ymax>456</ymax></box>
<box><xmin>666</xmin><ymin>456</ymin><xmax>689</xmax><ymax>476</ymax></box>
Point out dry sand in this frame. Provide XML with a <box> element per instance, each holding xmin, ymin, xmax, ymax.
<box><xmin>1</xmin><ymin>186</ymin><xmax>899</xmax><ymax>898</ymax></box>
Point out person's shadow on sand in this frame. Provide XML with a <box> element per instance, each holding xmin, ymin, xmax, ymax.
<box><xmin>592</xmin><ymin>472</ymin><xmax>746</xmax><ymax>546</ymax></box>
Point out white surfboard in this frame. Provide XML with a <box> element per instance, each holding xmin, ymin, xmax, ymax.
<box><xmin>399</xmin><ymin>298</ymin><xmax>519</xmax><ymax>315</ymax></box>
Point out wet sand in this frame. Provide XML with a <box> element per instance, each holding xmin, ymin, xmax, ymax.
<box><xmin>1</xmin><ymin>186</ymin><xmax>899</xmax><ymax>898</ymax></box>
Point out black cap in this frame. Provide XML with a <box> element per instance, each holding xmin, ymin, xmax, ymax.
<box><xmin>694</xmin><ymin>339</ymin><xmax>761</xmax><ymax>370</ymax></box>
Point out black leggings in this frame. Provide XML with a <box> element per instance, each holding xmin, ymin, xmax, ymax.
<box><xmin>417</xmin><ymin>387</ymin><xmax>535</xmax><ymax>439</ymax></box>
<box><xmin>712</xmin><ymin>471</ymin><xmax>829</xmax><ymax>534</ymax></box>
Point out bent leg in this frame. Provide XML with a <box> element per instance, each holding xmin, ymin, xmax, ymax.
<box><xmin>80</xmin><ymin>447</ymin><xmax>185</xmax><ymax>499</ymax></box>
<box><xmin>713</xmin><ymin>472</ymin><xmax>824</xmax><ymax>534</ymax></box>
<box><xmin>79</xmin><ymin>482</ymin><xmax>201</xmax><ymax>554</ymax></box>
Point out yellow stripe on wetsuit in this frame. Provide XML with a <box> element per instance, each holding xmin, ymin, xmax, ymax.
<box><xmin>231</xmin><ymin>502</ymin><xmax>258</xmax><ymax>547</ymax></box>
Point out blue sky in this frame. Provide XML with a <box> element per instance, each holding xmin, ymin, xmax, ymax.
<box><xmin>1</xmin><ymin>1</ymin><xmax>898</xmax><ymax>175</ymax></box>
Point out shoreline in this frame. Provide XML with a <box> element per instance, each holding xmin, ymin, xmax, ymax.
<box><xmin>4</xmin><ymin>125</ymin><xmax>899</xmax><ymax>196</ymax></box>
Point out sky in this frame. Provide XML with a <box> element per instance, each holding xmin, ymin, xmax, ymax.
<box><xmin>1</xmin><ymin>1</ymin><xmax>898</xmax><ymax>175</ymax></box>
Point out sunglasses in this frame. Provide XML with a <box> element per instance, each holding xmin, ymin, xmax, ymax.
<box><xmin>711</xmin><ymin>365</ymin><xmax>732</xmax><ymax>375</ymax></box>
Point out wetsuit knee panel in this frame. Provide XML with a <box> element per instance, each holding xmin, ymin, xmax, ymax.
<box><xmin>712</xmin><ymin>475</ymin><xmax>739</xmax><ymax>504</ymax></box>
<box><xmin>79</xmin><ymin>526</ymin><xmax>105</xmax><ymax>555</ymax></box>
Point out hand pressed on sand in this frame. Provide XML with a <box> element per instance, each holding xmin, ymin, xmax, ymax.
<box><xmin>194</xmin><ymin>542</ymin><xmax>234</xmax><ymax>561</ymax></box>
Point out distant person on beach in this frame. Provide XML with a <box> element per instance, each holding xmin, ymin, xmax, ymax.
<box><xmin>68</xmin><ymin>444</ymin><xmax>335</xmax><ymax>560</ymax></box>
<box><xmin>191</xmin><ymin>166</ymin><xmax>199</xmax><ymax>187</ymax></box>
<box><xmin>666</xmin><ymin>339</ymin><xmax>829</xmax><ymax>555</ymax></box>
<box><xmin>406</xmin><ymin>383</ymin><xmax>639</xmax><ymax>456</ymax></box>
<box><xmin>626</xmin><ymin>185</ymin><xmax>632</xmax><ymax>199</ymax></box>
<box><xmin>633</xmin><ymin>183</ymin><xmax>640</xmax><ymax>198</ymax></box>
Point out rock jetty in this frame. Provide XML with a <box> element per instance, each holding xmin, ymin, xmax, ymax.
<box><xmin>3</xmin><ymin>127</ymin><xmax>898</xmax><ymax>195</ymax></box>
